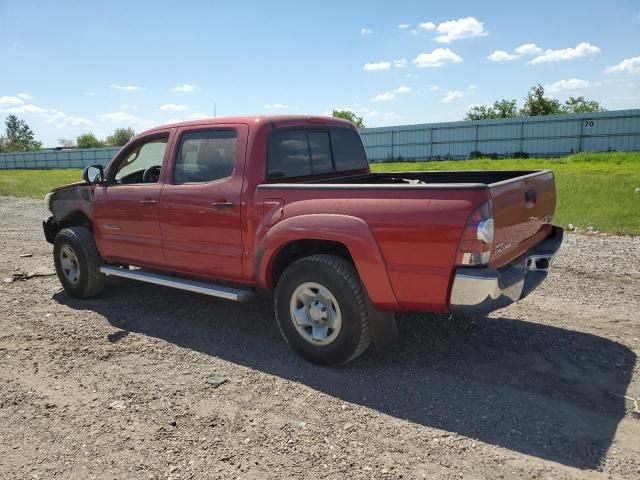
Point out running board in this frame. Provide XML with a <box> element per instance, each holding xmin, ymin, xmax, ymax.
<box><xmin>99</xmin><ymin>266</ymin><xmax>255</xmax><ymax>302</ymax></box>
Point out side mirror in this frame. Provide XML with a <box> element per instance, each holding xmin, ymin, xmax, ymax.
<box><xmin>83</xmin><ymin>165</ymin><xmax>104</xmax><ymax>184</ymax></box>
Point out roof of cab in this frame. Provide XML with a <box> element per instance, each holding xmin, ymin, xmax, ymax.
<box><xmin>139</xmin><ymin>115</ymin><xmax>355</xmax><ymax>136</ymax></box>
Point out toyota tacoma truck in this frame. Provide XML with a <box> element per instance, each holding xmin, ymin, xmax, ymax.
<box><xmin>43</xmin><ymin>115</ymin><xmax>562</xmax><ymax>365</ymax></box>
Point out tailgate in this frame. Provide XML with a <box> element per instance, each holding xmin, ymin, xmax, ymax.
<box><xmin>489</xmin><ymin>170</ymin><xmax>556</xmax><ymax>268</ymax></box>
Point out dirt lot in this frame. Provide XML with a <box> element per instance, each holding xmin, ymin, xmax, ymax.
<box><xmin>1</xmin><ymin>195</ymin><xmax>639</xmax><ymax>480</ymax></box>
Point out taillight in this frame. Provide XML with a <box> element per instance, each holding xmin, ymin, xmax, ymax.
<box><xmin>456</xmin><ymin>201</ymin><xmax>494</xmax><ymax>266</ymax></box>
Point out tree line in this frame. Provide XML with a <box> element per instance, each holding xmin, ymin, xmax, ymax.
<box><xmin>0</xmin><ymin>114</ymin><xmax>136</xmax><ymax>153</ymax></box>
<box><xmin>464</xmin><ymin>84</ymin><xmax>604</xmax><ymax>120</ymax></box>
<box><xmin>1</xmin><ymin>86</ymin><xmax>605</xmax><ymax>153</ymax></box>
<box><xmin>331</xmin><ymin>85</ymin><xmax>603</xmax><ymax>129</ymax></box>
<box><xmin>66</xmin><ymin>128</ymin><xmax>136</xmax><ymax>149</ymax></box>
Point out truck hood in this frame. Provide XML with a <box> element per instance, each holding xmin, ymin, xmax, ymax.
<box><xmin>50</xmin><ymin>180</ymin><xmax>90</xmax><ymax>193</ymax></box>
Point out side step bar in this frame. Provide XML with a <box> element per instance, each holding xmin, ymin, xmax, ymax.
<box><xmin>100</xmin><ymin>265</ymin><xmax>255</xmax><ymax>302</ymax></box>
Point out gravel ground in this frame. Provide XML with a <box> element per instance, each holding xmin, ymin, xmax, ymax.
<box><xmin>1</xmin><ymin>195</ymin><xmax>639</xmax><ymax>480</ymax></box>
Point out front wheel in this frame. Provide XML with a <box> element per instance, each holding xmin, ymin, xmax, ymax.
<box><xmin>53</xmin><ymin>226</ymin><xmax>105</xmax><ymax>299</ymax></box>
<box><xmin>274</xmin><ymin>254</ymin><xmax>372</xmax><ymax>366</ymax></box>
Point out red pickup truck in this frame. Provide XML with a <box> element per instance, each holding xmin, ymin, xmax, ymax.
<box><xmin>43</xmin><ymin>115</ymin><xmax>562</xmax><ymax>365</ymax></box>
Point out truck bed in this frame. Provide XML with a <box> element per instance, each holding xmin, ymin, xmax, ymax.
<box><xmin>317</xmin><ymin>170</ymin><xmax>543</xmax><ymax>188</ymax></box>
<box><xmin>261</xmin><ymin>169</ymin><xmax>556</xmax><ymax>271</ymax></box>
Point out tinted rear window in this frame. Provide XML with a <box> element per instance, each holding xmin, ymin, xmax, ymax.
<box><xmin>267</xmin><ymin>128</ymin><xmax>367</xmax><ymax>179</ymax></box>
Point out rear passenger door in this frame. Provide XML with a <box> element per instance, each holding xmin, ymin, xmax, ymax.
<box><xmin>159</xmin><ymin>125</ymin><xmax>248</xmax><ymax>282</ymax></box>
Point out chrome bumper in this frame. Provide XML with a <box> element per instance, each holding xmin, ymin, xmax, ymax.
<box><xmin>449</xmin><ymin>227</ymin><xmax>563</xmax><ymax>316</ymax></box>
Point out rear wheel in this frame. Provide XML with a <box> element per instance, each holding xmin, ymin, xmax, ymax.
<box><xmin>274</xmin><ymin>254</ymin><xmax>371</xmax><ymax>366</ymax></box>
<box><xmin>53</xmin><ymin>226</ymin><xmax>105</xmax><ymax>299</ymax></box>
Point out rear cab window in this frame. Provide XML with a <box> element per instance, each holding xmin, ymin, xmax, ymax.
<box><xmin>267</xmin><ymin>127</ymin><xmax>367</xmax><ymax>180</ymax></box>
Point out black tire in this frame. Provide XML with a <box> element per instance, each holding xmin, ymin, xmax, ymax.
<box><xmin>53</xmin><ymin>226</ymin><xmax>105</xmax><ymax>299</ymax></box>
<box><xmin>274</xmin><ymin>254</ymin><xmax>372</xmax><ymax>366</ymax></box>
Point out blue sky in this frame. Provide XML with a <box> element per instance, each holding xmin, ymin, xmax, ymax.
<box><xmin>1</xmin><ymin>0</ymin><xmax>639</xmax><ymax>146</ymax></box>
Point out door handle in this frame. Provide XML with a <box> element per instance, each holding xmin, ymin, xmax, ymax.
<box><xmin>211</xmin><ymin>201</ymin><xmax>235</xmax><ymax>209</ymax></box>
<box><xmin>139</xmin><ymin>199</ymin><xmax>158</xmax><ymax>206</ymax></box>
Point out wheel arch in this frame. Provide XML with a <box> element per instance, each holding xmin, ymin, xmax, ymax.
<box><xmin>58</xmin><ymin>210</ymin><xmax>93</xmax><ymax>230</ymax></box>
<box><xmin>256</xmin><ymin>214</ymin><xmax>399</xmax><ymax>310</ymax></box>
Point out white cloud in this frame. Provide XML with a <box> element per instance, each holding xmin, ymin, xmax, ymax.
<box><xmin>361</xmin><ymin>27</ymin><xmax>372</xmax><ymax>35</ymax></box>
<box><xmin>58</xmin><ymin>116</ymin><xmax>93</xmax><ymax>128</ymax></box>
<box><xmin>371</xmin><ymin>86</ymin><xmax>411</xmax><ymax>102</ymax></box>
<box><xmin>98</xmin><ymin>111</ymin><xmax>148</xmax><ymax>124</ymax></box>
<box><xmin>605</xmin><ymin>56</ymin><xmax>640</xmax><ymax>75</ymax></box>
<box><xmin>528</xmin><ymin>42</ymin><xmax>600</xmax><ymax>64</ymax></box>
<box><xmin>17</xmin><ymin>93</ymin><xmax>32</xmax><ymax>100</ymax></box>
<box><xmin>40</xmin><ymin>108</ymin><xmax>94</xmax><ymax>128</ymax></box>
<box><xmin>372</xmin><ymin>92</ymin><xmax>395</xmax><ymax>102</ymax></box>
<box><xmin>545</xmin><ymin>78</ymin><xmax>590</xmax><ymax>94</ymax></box>
<box><xmin>489</xmin><ymin>43</ymin><xmax>543</xmax><ymax>62</ymax></box>
<box><xmin>110</xmin><ymin>84</ymin><xmax>142</xmax><ymax>91</ymax></box>
<box><xmin>40</xmin><ymin>109</ymin><xmax>66</xmax><ymax>123</ymax></box>
<box><xmin>120</xmin><ymin>104</ymin><xmax>137</xmax><ymax>110</ymax></box>
<box><xmin>468</xmin><ymin>83</ymin><xmax>477</xmax><ymax>92</ymax></box>
<box><xmin>159</xmin><ymin>103</ymin><xmax>189</xmax><ymax>111</ymax></box>
<box><xmin>435</xmin><ymin>17</ymin><xmax>487</xmax><ymax>43</ymax></box>
<box><xmin>173</xmin><ymin>84</ymin><xmax>198</xmax><ymax>93</ymax></box>
<box><xmin>364</xmin><ymin>61</ymin><xmax>391</xmax><ymax>71</ymax></box>
<box><xmin>488</xmin><ymin>50</ymin><xmax>519</xmax><ymax>62</ymax></box>
<box><xmin>428</xmin><ymin>84</ymin><xmax>440</xmax><ymax>91</ymax></box>
<box><xmin>84</xmin><ymin>91</ymin><xmax>96</xmax><ymax>96</ymax></box>
<box><xmin>0</xmin><ymin>104</ymin><xmax>46</xmax><ymax>113</ymax></box>
<box><xmin>442</xmin><ymin>90</ymin><xmax>464</xmax><ymax>103</ymax></box>
<box><xmin>393</xmin><ymin>58</ymin><xmax>408</xmax><ymax>68</ymax></box>
<box><xmin>398</xmin><ymin>24</ymin><xmax>409</xmax><ymax>29</ymax></box>
<box><xmin>0</xmin><ymin>95</ymin><xmax>24</xmax><ymax>105</ymax></box>
<box><xmin>413</xmin><ymin>48</ymin><xmax>463</xmax><ymax>68</ymax></box>
<box><xmin>264</xmin><ymin>103</ymin><xmax>290</xmax><ymax>109</ymax></box>
<box><xmin>514</xmin><ymin>43</ymin><xmax>542</xmax><ymax>55</ymax></box>
<box><xmin>419</xmin><ymin>21</ymin><xmax>436</xmax><ymax>30</ymax></box>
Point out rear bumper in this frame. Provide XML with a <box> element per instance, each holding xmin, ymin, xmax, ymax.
<box><xmin>449</xmin><ymin>226</ymin><xmax>563</xmax><ymax>316</ymax></box>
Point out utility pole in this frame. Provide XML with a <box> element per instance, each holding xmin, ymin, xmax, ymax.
<box><xmin>214</xmin><ymin>102</ymin><xmax>217</xmax><ymax>118</ymax></box>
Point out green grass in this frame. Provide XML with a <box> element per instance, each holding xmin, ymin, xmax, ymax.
<box><xmin>372</xmin><ymin>151</ymin><xmax>640</xmax><ymax>235</ymax></box>
<box><xmin>0</xmin><ymin>169</ymin><xmax>82</xmax><ymax>198</ymax></box>
<box><xmin>0</xmin><ymin>152</ymin><xmax>638</xmax><ymax>234</ymax></box>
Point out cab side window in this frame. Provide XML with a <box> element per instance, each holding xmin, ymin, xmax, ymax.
<box><xmin>112</xmin><ymin>136</ymin><xmax>168</xmax><ymax>184</ymax></box>
<box><xmin>174</xmin><ymin>130</ymin><xmax>238</xmax><ymax>183</ymax></box>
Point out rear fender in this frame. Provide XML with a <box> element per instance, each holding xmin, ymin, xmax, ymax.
<box><xmin>256</xmin><ymin>214</ymin><xmax>399</xmax><ymax>310</ymax></box>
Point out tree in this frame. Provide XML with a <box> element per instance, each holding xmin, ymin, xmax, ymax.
<box><xmin>0</xmin><ymin>115</ymin><xmax>42</xmax><ymax>152</ymax></box>
<box><xmin>520</xmin><ymin>84</ymin><xmax>562</xmax><ymax>117</ymax></box>
<box><xmin>493</xmin><ymin>99</ymin><xmax>518</xmax><ymax>118</ymax></box>
<box><xmin>331</xmin><ymin>109</ymin><xmax>365</xmax><ymax>128</ymax></box>
<box><xmin>105</xmin><ymin>127</ymin><xmax>136</xmax><ymax>146</ymax></box>
<box><xmin>465</xmin><ymin>99</ymin><xmax>518</xmax><ymax>120</ymax></box>
<box><xmin>562</xmin><ymin>96</ymin><xmax>604</xmax><ymax>114</ymax></box>
<box><xmin>464</xmin><ymin>105</ymin><xmax>495</xmax><ymax>121</ymax></box>
<box><xmin>58</xmin><ymin>138</ymin><xmax>75</xmax><ymax>147</ymax></box>
<box><xmin>464</xmin><ymin>85</ymin><xmax>604</xmax><ymax>121</ymax></box>
<box><xmin>76</xmin><ymin>133</ymin><xmax>105</xmax><ymax>149</ymax></box>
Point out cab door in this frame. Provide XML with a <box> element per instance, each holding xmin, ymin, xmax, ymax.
<box><xmin>92</xmin><ymin>130</ymin><xmax>173</xmax><ymax>268</ymax></box>
<box><xmin>158</xmin><ymin>124</ymin><xmax>248</xmax><ymax>282</ymax></box>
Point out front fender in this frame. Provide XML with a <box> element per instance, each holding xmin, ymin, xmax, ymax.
<box><xmin>256</xmin><ymin>214</ymin><xmax>399</xmax><ymax>310</ymax></box>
